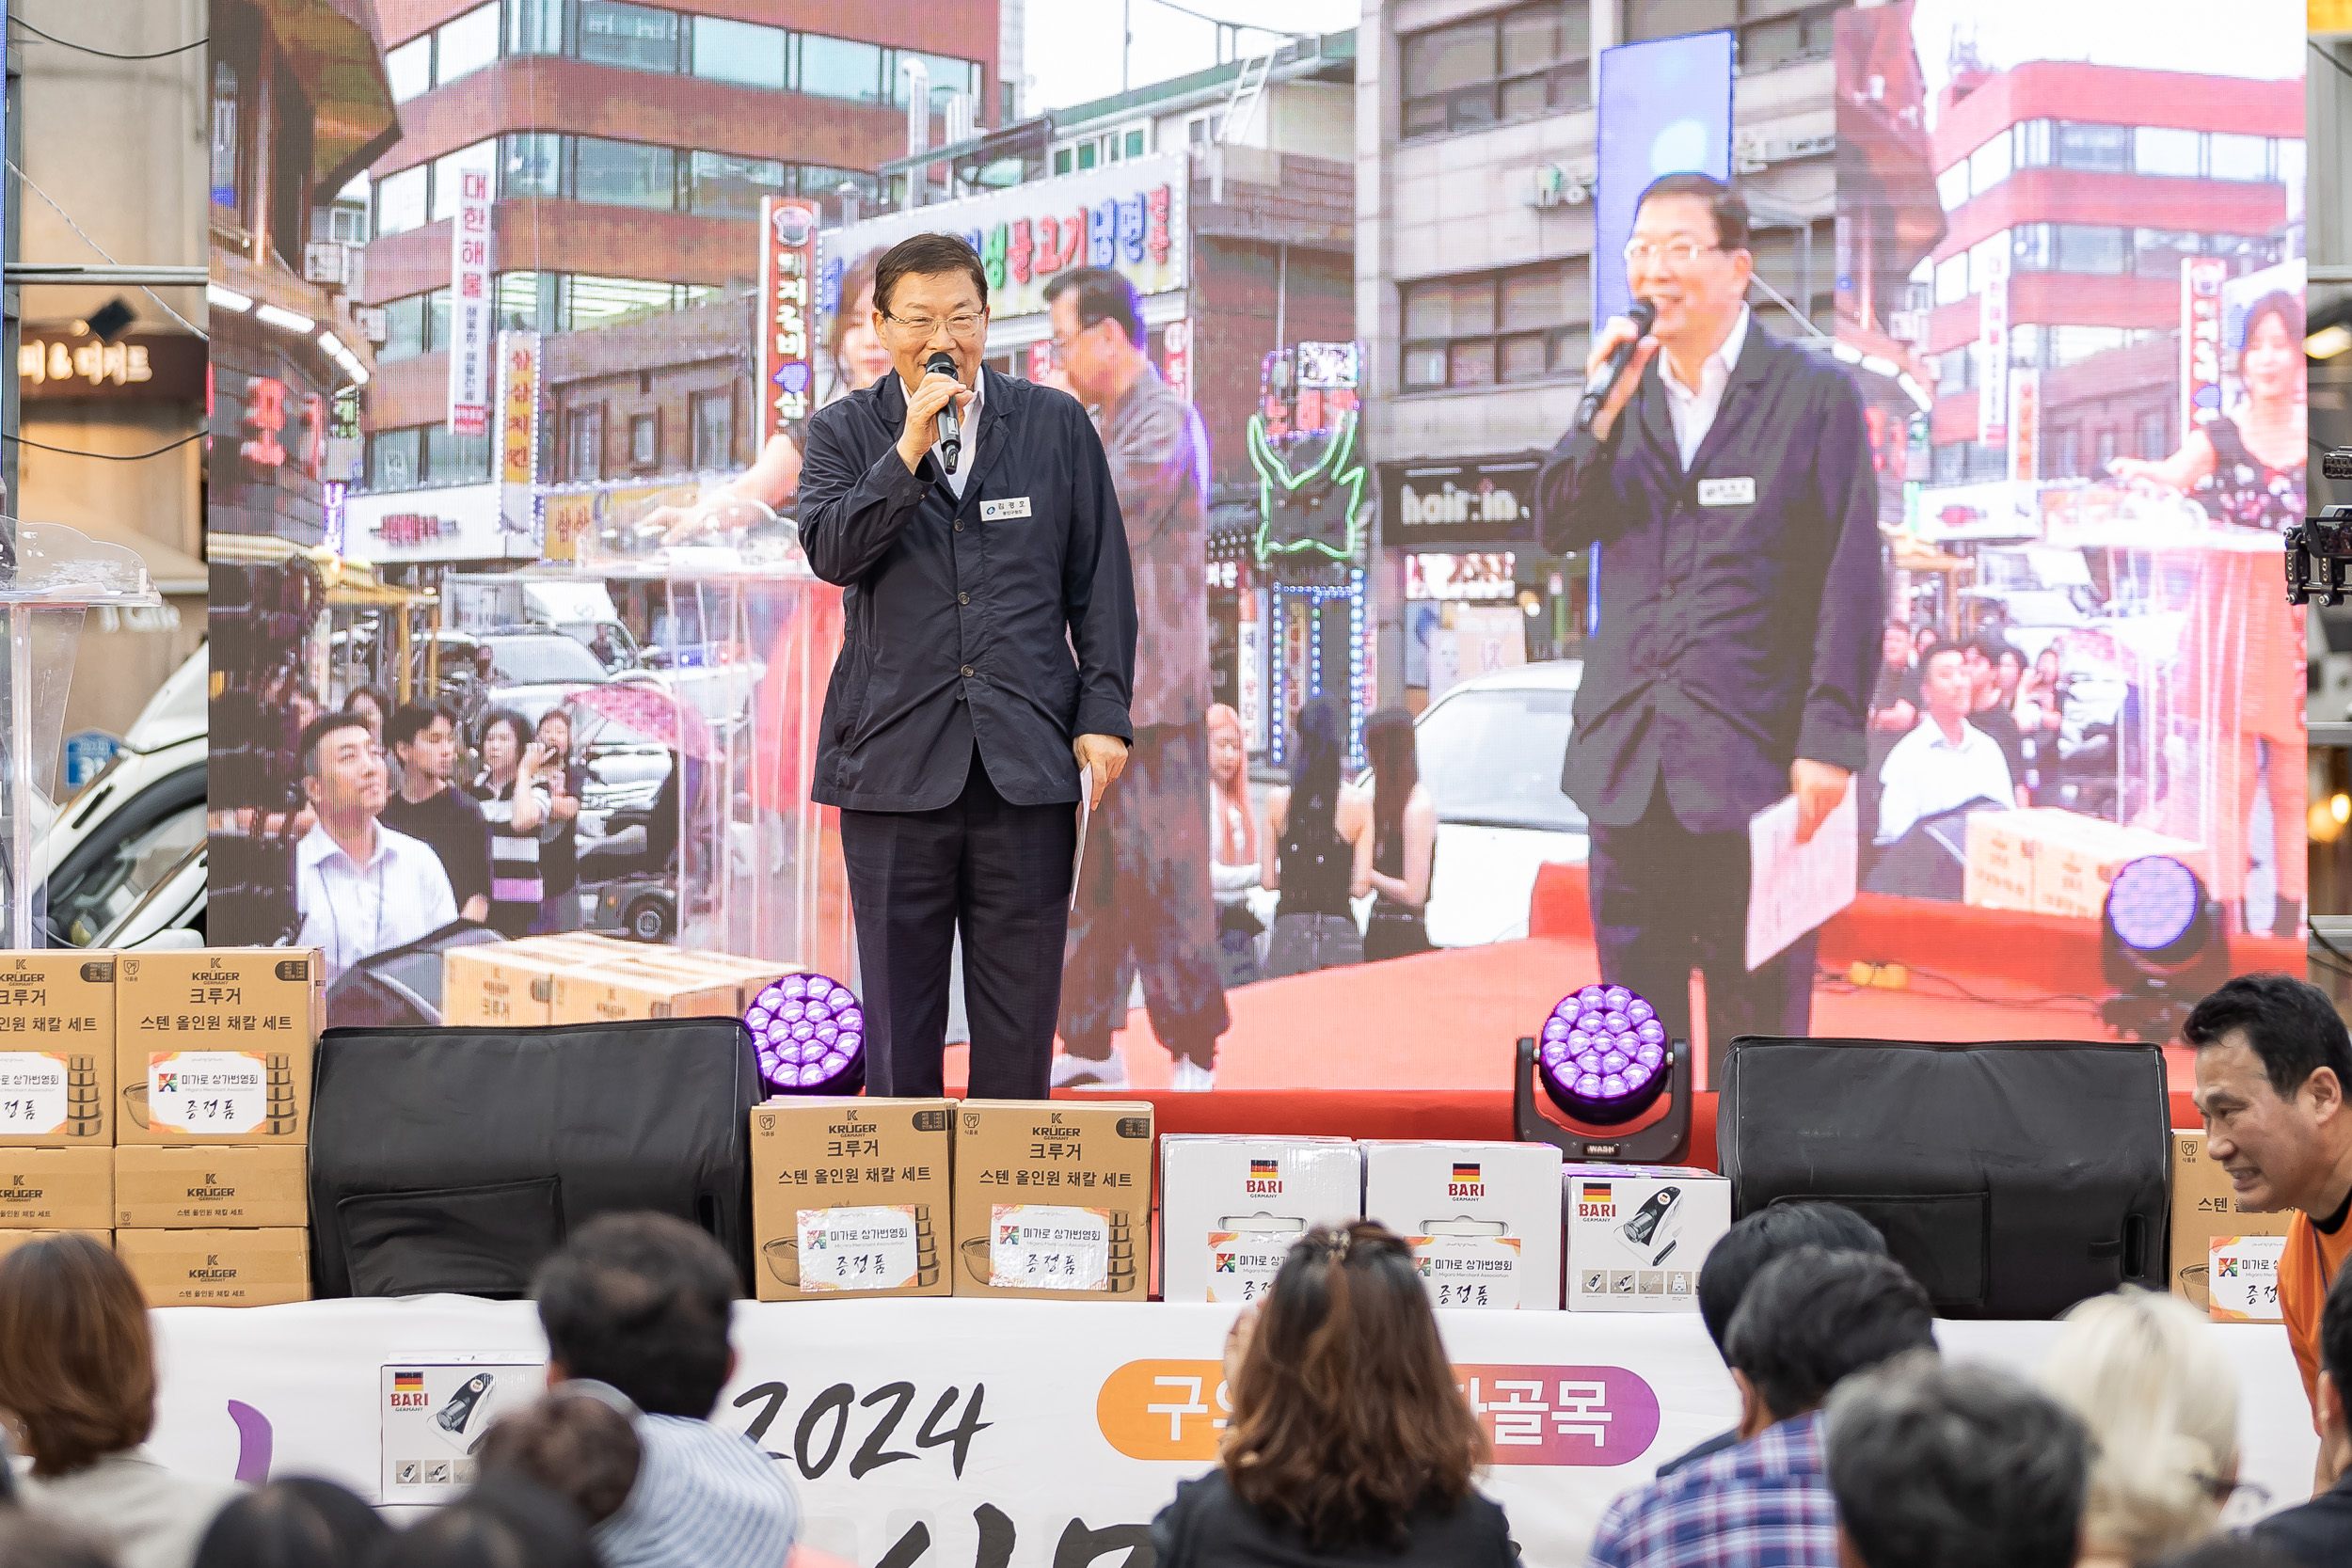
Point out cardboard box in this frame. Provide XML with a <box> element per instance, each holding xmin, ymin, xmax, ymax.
<box><xmin>1564</xmin><ymin>1164</ymin><xmax>1731</xmax><ymax>1312</ymax></box>
<box><xmin>2030</xmin><ymin>814</ymin><xmax>2206</xmax><ymax>922</ymax></box>
<box><xmin>0</xmin><ymin>952</ymin><xmax>116</xmax><ymax>1147</ymax></box>
<box><xmin>114</xmin><ymin>1227</ymin><xmax>310</xmax><ymax>1307</ymax></box>
<box><xmin>0</xmin><ymin>1147</ymin><xmax>113</xmax><ymax>1229</ymax></box>
<box><xmin>1361</xmin><ymin>1141</ymin><xmax>1564</xmax><ymax>1310</ymax></box>
<box><xmin>114</xmin><ymin>1145</ymin><xmax>307</xmax><ymax>1228</ymax></box>
<box><xmin>1961</xmin><ymin>813</ymin><xmax>2035</xmax><ymax>911</ymax></box>
<box><xmin>612</xmin><ymin>949</ymin><xmax>799</xmax><ymax>1012</ymax></box>
<box><xmin>2169</xmin><ymin>1130</ymin><xmax>2296</xmax><ymax>1310</ymax></box>
<box><xmin>1962</xmin><ymin>809</ymin><xmax>2208</xmax><ymax>921</ymax></box>
<box><xmin>2207</xmin><ymin>1234</ymin><xmax>2286</xmax><ymax>1323</ymax></box>
<box><xmin>749</xmin><ymin>1098</ymin><xmax>950</xmax><ymax>1302</ymax></box>
<box><xmin>0</xmin><ymin>1228</ymin><xmax>107</xmax><ymax>1259</ymax></box>
<box><xmin>547</xmin><ymin>959</ymin><xmax>741</xmax><ymax>1024</ymax></box>
<box><xmin>952</xmin><ymin>1100</ymin><xmax>1153</xmax><ymax>1300</ymax></box>
<box><xmin>442</xmin><ymin>942</ymin><xmax>602</xmax><ymax>1029</ymax></box>
<box><xmin>1158</xmin><ymin>1136</ymin><xmax>1363</xmax><ymax>1303</ymax></box>
<box><xmin>115</xmin><ymin>950</ymin><xmax>322</xmax><ymax>1146</ymax></box>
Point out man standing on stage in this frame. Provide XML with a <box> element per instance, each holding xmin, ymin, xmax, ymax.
<box><xmin>1536</xmin><ymin>172</ymin><xmax>1880</xmax><ymax>1075</ymax></box>
<box><xmin>1042</xmin><ymin>266</ymin><xmax>1230</xmax><ymax>1093</ymax></box>
<box><xmin>799</xmin><ymin>232</ymin><xmax>1137</xmax><ymax>1101</ymax></box>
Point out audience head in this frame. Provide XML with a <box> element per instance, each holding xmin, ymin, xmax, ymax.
<box><xmin>1918</xmin><ymin>643</ymin><xmax>1971</xmax><ymax>724</ymax></box>
<box><xmin>1880</xmin><ymin>623</ymin><xmax>1911</xmax><ymax>668</ymax></box>
<box><xmin>532</xmin><ymin>1212</ymin><xmax>740</xmax><ymax>1419</ymax></box>
<box><xmin>1721</xmin><ymin>1247</ymin><xmax>1934</xmax><ymax>1435</ymax></box>
<box><xmin>369</xmin><ymin>1474</ymin><xmax>597</xmax><ymax>1568</ymax></box>
<box><xmin>2185</xmin><ymin>972</ymin><xmax>2352</xmax><ymax>1215</ymax></box>
<box><xmin>194</xmin><ymin>1478</ymin><xmax>389</xmax><ymax>1568</ymax></box>
<box><xmin>0</xmin><ymin>1511</ymin><xmax>114</xmax><ymax>1568</ymax></box>
<box><xmin>1287</xmin><ymin>696</ymin><xmax>1345</xmax><ymax>823</ymax></box>
<box><xmin>1826</xmin><ymin>1354</ymin><xmax>2088</xmax><ymax>1568</ymax></box>
<box><xmin>2039</xmin><ymin>1289</ymin><xmax>2238</xmax><ymax>1563</ymax></box>
<box><xmin>387</xmin><ymin>704</ymin><xmax>459</xmax><ymax>787</ymax></box>
<box><xmin>344</xmin><ymin>687</ymin><xmax>391</xmax><ymax>741</ymax></box>
<box><xmin>478</xmin><ymin>709</ymin><xmax>531</xmax><ymax>781</ymax></box>
<box><xmin>477</xmin><ymin>1384</ymin><xmax>643</xmax><ymax>1527</ymax></box>
<box><xmin>0</xmin><ymin>1233</ymin><xmax>156</xmax><ymax>1477</ymax></box>
<box><xmin>1697</xmin><ymin>1202</ymin><xmax>1887</xmax><ymax>1357</ymax></box>
<box><xmin>1222</xmin><ymin>1222</ymin><xmax>1486</xmax><ymax>1551</ymax></box>
<box><xmin>299</xmin><ymin>712</ymin><xmax>387</xmax><ymax>822</ymax></box>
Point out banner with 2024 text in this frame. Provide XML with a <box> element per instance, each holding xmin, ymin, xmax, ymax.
<box><xmin>147</xmin><ymin>1298</ymin><xmax>2307</xmax><ymax>1565</ymax></box>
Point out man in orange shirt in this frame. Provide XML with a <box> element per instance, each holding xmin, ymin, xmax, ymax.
<box><xmin>2187</xmin><ymin>974</ymin><xmax>2352</xmax><ymax>1488</ymax></box>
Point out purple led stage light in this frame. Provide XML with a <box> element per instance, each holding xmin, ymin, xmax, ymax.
<box><xmin>747</xmin><ymin>972</ymin><xmax>865</xmax><ymax>1095</ymax></box>
<box><xmin>2106</xmin><ymin>856</ymin><xmax>2201</xmax><ymax>956</ymax></box>
<box><xmin>1535</xmin><ymin>984</ymin><xmax>1669</xmax><ymax>1126</ymax></box>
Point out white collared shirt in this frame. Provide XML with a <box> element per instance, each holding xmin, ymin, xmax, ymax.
<box><xmin>1873</xmin><ymin>715</ymin><xmax>2017</xmax><ymax>847</ymax></box>
<box><xmin>1660</xmin><ymin>304</ymin><xmax>1750</xmax><ymax>469</ymax></box>
<box><xmin>294</xmin><ymin>818</ymin><xmax>458</xmax><ymax>983</ymax></box>
<box><xmin>900</xmin><ymin>368</ymin><xmax>984</xmax><ymax>499</ymax></box>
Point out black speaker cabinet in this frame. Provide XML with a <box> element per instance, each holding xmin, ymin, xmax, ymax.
<box><xmin>310</xmin><ymin>1018</ymin><xmax>762</xmax><ymax>1298</ymax></box>
<box><xmin>1717</xmin><ymin>1035</ymin><xmax>2170</xmax><ymax>1319</ymax></box>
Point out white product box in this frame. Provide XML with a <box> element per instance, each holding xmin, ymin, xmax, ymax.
<box><xmin>1563</xmin><ymin>1164</ymin><xmax>1731</xmax><ymax>1312</ymax></box>
<box><xmin>1361</xmin><ymin>1141</ymin><xmax>1564</xmax><ymax>1311</ymax></box>
<box><xmin>1159</xmin><ymin>1135</ymin><xmax>1363</xmax><ymax>1304</ymax></box>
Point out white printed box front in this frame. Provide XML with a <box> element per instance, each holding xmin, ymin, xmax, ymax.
<box><xmin>1159</xmin><ymin>1135</ymin><xmax>1363</xmax><ymax>1303</ymax></box>
<box><xmin>1361</xmin><ymin>1141</ymin><xmax>1563</xmax><ymax>1310</ymax></box>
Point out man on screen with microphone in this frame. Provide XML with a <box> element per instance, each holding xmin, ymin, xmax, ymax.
<box><xmin>799</xmin><ymin>232</ymin><xmax>1138</xmax><ymax>1100</ymax></box>
<box><xmin>1536</xmin><ymin>173</ymin><xmax>1880</xmax><ymax>1071</ymax></box>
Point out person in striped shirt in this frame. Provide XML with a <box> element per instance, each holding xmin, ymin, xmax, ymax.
<box><xmin>533</xmin><ymin>1214</ymin><xmax>798</xmax><ymax>1568</ymax></box>
<box><xmin>470</xmin><ymin>708</ymin><xmax>558</xmax><ymax>941</ymax></box>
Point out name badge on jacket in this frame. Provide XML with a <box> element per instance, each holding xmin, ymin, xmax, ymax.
<box><xmin>1697</xmin><ymin>478</ymin><xmax>1756</xmax><ymax>507</ymax></box>
<box><xmin>980</xmin><ymin>496</ymin><xmax>1033</xmax><ymax>521</ymax></box>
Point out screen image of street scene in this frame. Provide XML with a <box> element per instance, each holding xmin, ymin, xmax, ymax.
<box><xmin>201</xmin><ymin>0</ymin><xmax>2310</xmax><ymax>1085</ymax></box>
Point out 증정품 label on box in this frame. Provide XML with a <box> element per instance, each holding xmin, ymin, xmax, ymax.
<box><xmin>0</xmin><ymin>1053</ymin><xmax>68</xmax><ymax>1133</ymax></box>
<box><xmin>1206</xmin><ymin>1228</ymin><xmax>1303</xmax><ymax>1304</ymax></box>
<box><xmin>148</xmin><ymin>1051</ymin><xmax>267</xmax><ymax>1135</ymax></box>
<box><xmin>1411</xmin><ymin>1233</ymin><xmax>1523</xmax><ymax>1309</ymax></box>
<box><xmin>990</xmin><ymin>1205</ymin><xmax>1110</xmax><ymax>1291</ymax></box>
<box><xmin>2209</xmin><ymin>1234</ymin><xmax>2286</xmax><ymax>1323</ymax></box>
<box><xmin>796</xmin><ymin>1205</ymin><xmax>921</xmax><ymax>1292</ymax></box>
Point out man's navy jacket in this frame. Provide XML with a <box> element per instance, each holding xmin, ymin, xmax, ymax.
<box><xmin>1536</xmin><ymin>325</ymin><xmax>1883</xmax><ymax>836</ymax></box>
<box><xmin>799</xmin><ymin>367</ymin><xmax>1138</xmax><ymax>813</ymax></box>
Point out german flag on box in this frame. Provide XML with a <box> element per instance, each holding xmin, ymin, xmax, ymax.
<box><xmin>1453</xmin><ymin>1162</ymin><xmax>1481</xmax><ymax>1184</ymax></box>
<box><xmin>1248</xmin><ymin>1159</ymin><xmax>1280</xmax><ymax>1180</ymax></box>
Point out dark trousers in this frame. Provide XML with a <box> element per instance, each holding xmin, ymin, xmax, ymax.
<box><xmin>1587</xmin><ymin>784</ymin><xmax>1818</xmax><ymax>1085</ymax></box>
<box><xmin>840</xmin><ymin>749</ymin><xmax>1077</xmax><ymax>1099</ymax></box>
<box><xmin>1059</xmin><ymin>721</ymin><xmax>1231</xmax><ymax>1069</ymax></box>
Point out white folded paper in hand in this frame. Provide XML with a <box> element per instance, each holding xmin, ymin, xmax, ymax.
<box><xmin>1746</xmin><ymin>786</ymin><xmax>1858</xmax><ymax>972</ymax></box>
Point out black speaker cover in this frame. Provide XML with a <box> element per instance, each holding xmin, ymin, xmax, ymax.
<box><xmin>310</xmin><ymin>1019</ymin><xmax>761</xmax><ymax>1299</ymax></box>
<box><xmin>1716</xmin><ymin>1036</ymin><xmax>2170</xmax><ymax>1320</ymax></box>
<box><xmin>324</xmin><ymin>920</ymin><xmax>504</xmax><ymax>1029</ymax></box>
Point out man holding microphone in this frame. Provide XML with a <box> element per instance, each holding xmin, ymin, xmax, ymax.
<box><xmin>1536</xmin><ymin>173</ymin><xmax>1881</xmax><ymax>1073</ymax></box>
<box><xmin>798</xmin><ymin>232</ymin><xmax>1138</xmax><ymax>1100</ymax></box>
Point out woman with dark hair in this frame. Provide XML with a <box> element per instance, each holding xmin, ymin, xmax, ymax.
<box><xmin>193</xmin><ymin>1479</ymin><xmax>388</xmax><ymax>1568</ymax></box>
<box><xmin>0</xmin><ymin>1235</ymin><xmax>242</xmax><ymax>1568</ymax></box>
<box><xmin>2110</xmin><ymin>289</ymin><xmax>2305</xmax><ymax>531</ymax></box>
<box><xmin>530</xmin><ymin>708</ymin><xmax>586</xmax><ymax>935</ymax></box>
<box><xmin>476</xmin><ymin>1386</ymin><xmax>642</xmax><ymax>1531</ymax></box>
<box><xmin>1150</xmin><ymin>1223</ymin><xmax>1514</xmax><ymax>1566</ymax></box>
<box><xmin>1360</xmin><ymin>708</ymin><xmax>1438</xmax><ymax>962</ymax></box>
<box><xmin>345</xmin><ymin>686</ymin><xmax>398</xmax><ymax>792</ymax></box>
<box><xmin>471</xmin><ymin>707</ymin><xmax>555</xmax><ymax>940</ymax></box>
<box><xmin>1261</xmin><ymin>697</ymin><xmax>1370</xmax><ymax>978</ymax></box>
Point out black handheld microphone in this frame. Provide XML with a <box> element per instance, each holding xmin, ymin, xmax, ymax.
<box><xmin>925</xmin><ymin>350</ymin><xmax>962</xmax><ymax>473</ymax></box>
<box><xmin>1574</xmin><ymin>298</ymin><xmax>1658</xmax><ymax>436</ymax></box>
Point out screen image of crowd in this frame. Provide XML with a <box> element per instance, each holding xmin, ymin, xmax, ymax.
<box><xmin>195</xmin><ymin>0</ymin><xmax>2320</xmax><ymax>1097</ymax></box>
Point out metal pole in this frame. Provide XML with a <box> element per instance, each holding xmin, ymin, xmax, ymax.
<box><xmin>6</xmin><ymin>264</ymin><xmax>207</xmax><ymax>286</ymax></box>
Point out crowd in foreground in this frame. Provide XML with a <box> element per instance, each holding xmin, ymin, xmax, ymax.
<box><xmin>4</xmin><ymin>974</ymin><xmax>2352</xmax><ymax>1568</ymax></box>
